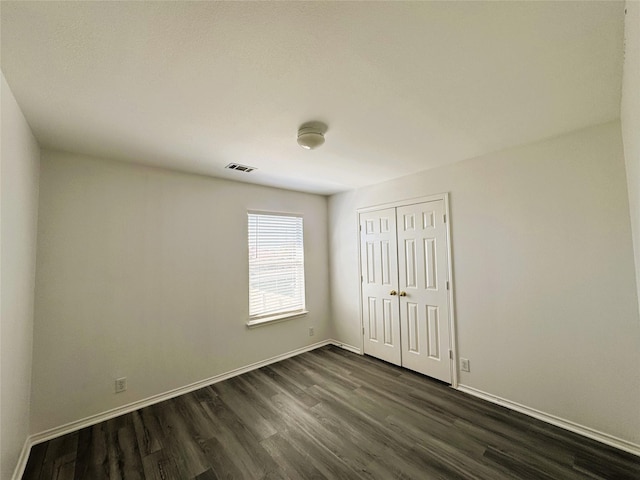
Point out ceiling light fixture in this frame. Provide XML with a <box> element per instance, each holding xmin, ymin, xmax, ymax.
<box><xmin>297</xmin><ymin>121</ymin><xmax>327</xmax><ymax>150</ymax></box>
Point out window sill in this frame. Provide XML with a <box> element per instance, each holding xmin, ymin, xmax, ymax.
<box><xmin>246</xmin><ymin>310</ymin><xmax>309</xmax><ymax>328</ymax></box>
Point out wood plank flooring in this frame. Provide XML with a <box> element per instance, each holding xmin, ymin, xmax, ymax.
<box><xmin>22</xmin><ymin>345</ymin><xmax>640</xmax><ymax>479</ymax></box>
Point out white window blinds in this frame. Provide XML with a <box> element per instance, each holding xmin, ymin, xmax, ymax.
<box><xmin>248</xmin><ymin>212</ymin><xmax>305</xmax><ymax>319</ymax></box>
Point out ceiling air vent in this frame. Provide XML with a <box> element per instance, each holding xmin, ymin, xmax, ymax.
<box><xmin>225</xmin><ymin>163</ymin><xmax>256</xmax><ymax>173</ymax></box>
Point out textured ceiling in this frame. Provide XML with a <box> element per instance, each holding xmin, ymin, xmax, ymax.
<box><xmin>1</xmin><ymin>1</ymin><xmax>625</xmax><ymax>194</ymax></box>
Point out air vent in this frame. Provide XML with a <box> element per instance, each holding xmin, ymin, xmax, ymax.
<box><xmin>225</xmin><ymin>163</ymin><xmax>256</xmax><ymax>173</ymax></box>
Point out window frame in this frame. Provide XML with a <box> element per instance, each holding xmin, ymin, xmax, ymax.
<box><xmin>246</xmin><ymin>210</ymin><xmax>308</xmax><ymax>327</ymax></box>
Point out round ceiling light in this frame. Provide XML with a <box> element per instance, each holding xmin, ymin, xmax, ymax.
<box><xmin>297</xmin><ymin>122</ymin><xmax>327</xmax><ymax>150</ymax></box>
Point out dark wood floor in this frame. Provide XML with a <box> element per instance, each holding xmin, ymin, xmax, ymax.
<box><xmin>22</xmin><ymin>345</ymin><xmax>639</xmax><ymax>479</ymax></box>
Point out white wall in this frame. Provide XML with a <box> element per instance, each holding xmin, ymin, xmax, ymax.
<box><xmin>622</xmin><ymin>1</ymin><xmax>640</xmax><ymax>315</ymax></box>
<box><xmin>31</xmin><ymin>152</ymin><xmax>331</xmax><ymax>433</ymax></box>
<box><xmin>329</xmin><ymin>121</ymin><xmax>640</xmax><ymax>445</ymax></box>
<box><xmin>1</xmin><ymin>73</ymin><xmax>40</xmax><ymax>479</ymax></box>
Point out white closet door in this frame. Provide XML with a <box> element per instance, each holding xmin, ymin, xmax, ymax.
<box><xmin>397</xmin><ymin>200</ymin><xmax>452</xmax><ymax>383</ymax></box>
<box><xmin>359</xmin><ymin>208</ymin><xmax>402</xmax><ymax>366</ymax></box>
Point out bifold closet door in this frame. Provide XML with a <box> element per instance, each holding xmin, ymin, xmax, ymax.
<box><xmin>359</xmin><ymin>208</ymin><xmax>402</xmax><ymax>366</ymax></box>
<box><xmin>397</xmin><ymin>201</ymin><xmax>451</xmax><ymax>383</ymax></box>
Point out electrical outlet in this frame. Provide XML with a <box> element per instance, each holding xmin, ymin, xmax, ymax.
<box><xmin>460</xmin><ymin>358</ymin><xmax>470</xmax><ymax>372</ymax></box>
<box><xmin>309</xmin><ymin>327</ymin><xmax>314</xmax><ymax>336</ymax></box>
<box><xmin>115</xmin><ymin>377</ymin><xmax>127</xmax><ymax>393</ymax></box>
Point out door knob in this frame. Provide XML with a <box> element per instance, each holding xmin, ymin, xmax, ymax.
<box><xmin>390</xmin><ymin>290</ymin><xmax>398</xmax><ymax>296</ymax></box>
<box><xmin>399</xmin><ymin>291</ymin><xmax>407</xmax><ymax>297</ymax></box>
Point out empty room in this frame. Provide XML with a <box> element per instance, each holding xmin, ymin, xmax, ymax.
<box><xmin>1</xmin><ymin>1</ymin><xmax>639</xmax><ymax>479</ymax></box>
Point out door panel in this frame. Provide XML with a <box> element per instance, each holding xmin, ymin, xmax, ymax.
<box><xmin>404</xmin><ymin>238</ymin><xmax>417</xmax><ymax>288</ymax></box>
<box><xmin>360</xmin><ymin>208</ymin><xmax>401</xmax><ymax>366</ymax></box>
<box><xmin>397</xmin><ymin>200</ymin><xmax>452</xmax><ymax>383</ymax></box>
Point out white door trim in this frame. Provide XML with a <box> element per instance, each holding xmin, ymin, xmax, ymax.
<box><xmin>356</xmin><ymin>193</ymin><xmax>459</xmax><ymax>388</ymax></box>
<box><xmin>358</xmin><ymin>194</ymin><xmax>447</xmax><ymax>213</ymax></box>
<box><xmin>443</xmin><ymin>193</ymin><xmax>459</xmax><ymax>388</ymax></box>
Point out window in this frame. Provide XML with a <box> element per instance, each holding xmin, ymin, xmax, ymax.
<box><xmin>247</xmin><ymin>212</ymin><xmax>306</xmax><ymax>325</ymax></box>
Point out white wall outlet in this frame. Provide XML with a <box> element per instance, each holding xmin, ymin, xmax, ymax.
<box><xmin>460</xmin><ymin>358</ymin><xmax>470</xmax><ymax>372</ymax></box>
<box><xmin>115</xmin><ymin>377</ymin><xmax>127</xmax><ymax>393</ymax></box>
<box><xmin>309</xmin><ymin>327</ymin><xmax>315</xmax><ymax>336</ymax></box>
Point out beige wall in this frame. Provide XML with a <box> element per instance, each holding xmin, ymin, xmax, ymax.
<box><xmin>31</xmin><ymin>152</ymin><xmax>331</xmax><ymax>433</ymax></box>
<box><xmin>1</xmin><ymin>73</ymin><xmax>40</xmax><ymax>479</ymax></box>
<box><xmin>622</xmin><ymin>1</ymin><xmax>640</xmax><ymax>316</ymax></box>
<box><xmin>329</xmin><ymin>121</ymin><xmax>640</xmax><ymax>445</ymax></box>
<box><xmin>5</xmin><ymin>5</ymin><xmax>640</xmax><ymax>460</ymax></box>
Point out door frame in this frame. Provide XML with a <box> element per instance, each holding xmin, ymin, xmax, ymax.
<box><xmin>356</xmin><ymin>193</ymin><xmax>459</xmax><ymax>388</ymax></box>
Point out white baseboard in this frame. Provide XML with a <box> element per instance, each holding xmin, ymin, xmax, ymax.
<box><xmin>11</xmin><ymin>437</ymin><xmax>32</xmax><ymax>480</ymax></box>
<box><xmin>457</xmin><ymin>384</ymin><xmax>640</xmax><ymax>457</ymax></box>
<box><xmin>331</xmin><ymin>340</ymin><xmax>362</xmax><ymax>354</ymax></box>
<box><xmin>13</xmin><ymin>339</ymin><xmax>336</xmax><ymax>480</ymax></box>
<box><xmin>16</xmin><ymin>344</ymin><xmax>636</xmax><ymax>479</ymax></box>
